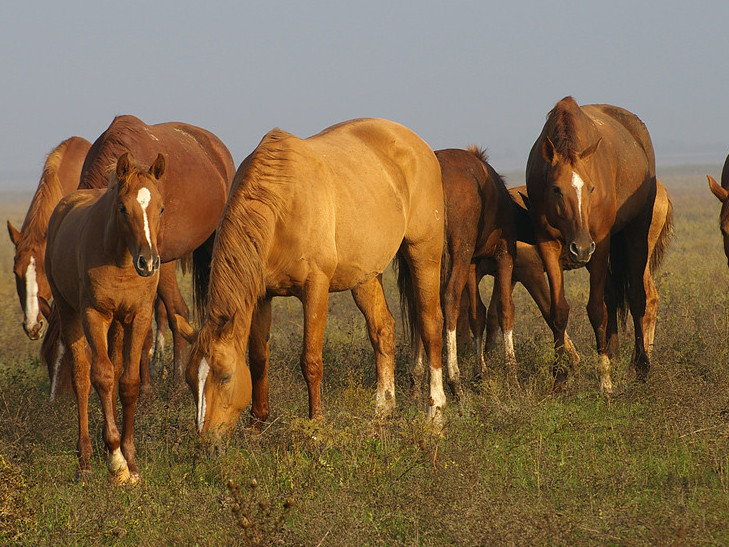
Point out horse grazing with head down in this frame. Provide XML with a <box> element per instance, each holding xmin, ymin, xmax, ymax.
<box><xmin>46</xmin><ymin>153</ymin><xmax>165</xmax><ymax>484</ymax></box>
<box><xmin>526</xmin><ymin>96</ymin><xmax>668</xmax><ymax>393</ymax></box>
<box><xmin>7</xmin><ymin>136</ymin><xmax>91</xmax><ymax>340</ymax></box>
<box><xmin>177</xmin><ymin>118</ymin><xmax>446</xmax><ymax>441</ymax></box>
<box><xmin>432</xmin><ymin>146</ymin><xmax>518</xmax><ymax>396</ymax></box>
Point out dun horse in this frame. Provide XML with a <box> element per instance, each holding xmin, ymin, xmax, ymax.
<box><xmin>46</xmin><ymin>153</ymin><xmax>164</xmax><ymax>484</ymax></box>
<box><xmin>526</xmin><ymin>96</ymin><xmax>670</xmax><ymax>392</ymax></box>
<box><xmin>433</xmin><ymin>147</ymin><xmax>517</xmax><ymax>397</ymax></box>
<box><xmin>7</xmin><ymin>136</ymin><xmax>91</xmax><ymax>340</ymax></box>
<box><xmin>177</xmin><ymin>118</ymin><xmax>446</xmax><ymax>440</ymax></box>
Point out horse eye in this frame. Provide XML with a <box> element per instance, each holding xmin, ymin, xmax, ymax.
<box><xmin>552</xmin><ymin>186</ymin><xmax>562</xmax><ymax>196</ymax></box>
<box><xmin>220</xmin><ymin>374</ymin><xmax>231</xmax><ymax>385</ymax></box>
<box><xmin>159</xmin><ymin>206</ymin><xmax>165</xmax><ymax>216</ymax></box>
<box><xmin>589</xmin><ymin>186</ymin><xmax>595</xmax><ymax>194</ymax></box>
<box><xmin>119</xmin><ymin>204</ymin><xmax>127</xmax><ymax>215</ymax></box>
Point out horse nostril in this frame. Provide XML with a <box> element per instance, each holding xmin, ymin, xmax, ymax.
<box><xmin>137</xmin><ymin>256</ymin><xmax>147</xmax><ymax>271</ymax></box>
<box><xmin>153</xmin><ymin>256</ymin><xmax>160</xmax><ymax>270</ymax></box>
<box><xmin>569</xmin><ymin>242</ymin><xmax>579</xmax><ymax>256</ymax></box>
<box><xmin>589</xmin><ymin>241</ymin><xmax>596</xmax><ymax>254</ymax></box>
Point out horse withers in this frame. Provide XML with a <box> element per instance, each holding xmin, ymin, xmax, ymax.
<box><xmin>526</xmin><ymin>96</ymin><xmax>670</xmax><ymax>393</ymax></box>
<box><xmin>46</xmin><ymin>153</ymin><xmax>164</xmax><ymax>484</ymax></box>
<box><xmin>176</xmin><ymin>118</ymin><xmax>446</xmax><ymax>442</ymax></box>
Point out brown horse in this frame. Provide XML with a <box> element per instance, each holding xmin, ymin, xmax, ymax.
<box><xmin>526</xmin><ymin>96</ymin><xmax>665</xmax><ymax>392</ymax></box>
<box><xmin>7</xmin><ymin>136</ymin><xmax>91</xmax><ymax>340</ymax></box>
<box><xmin>467</xmin><ymin>179</ymin><xmax>672</xmax><ymax>372</ymax></box>
<box><xmin>432</xmin><ymin>147</ymin><xmax>517</xmax><ymax>397</ymax></box>
<box><xmin>76</xmin><ymin>115</ymin><xmax>235</xmax><ymax>382</ymax></box>
<box><xmin>707</xmin><ymin>153</ymin><xmax>729</xmax><ymax>263</ymax></box>
<box><xmin>46</xmin><ymin>153</ymin><xmax>164</xmax><ymax>484</ymax></box>
<box><xmin>177</xmin><ymin>118</ymin><xmax>446</xmax><ymax>440</ymax></box>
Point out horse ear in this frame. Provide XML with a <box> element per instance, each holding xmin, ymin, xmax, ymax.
<box><xmin>38</xmin><ymin>296</ymin><xmax>52</xmax><ymax>320</ymax></box>
<box><xmin>116</xmin><ymin>152</ymin><xmax>132</xmax><ymax>180</ymax></box>
<box><xmin>7</xmin><ymin>220</ymin><xmax>20</xmax><ymax>246</ymax></box>
<box><xmin>580</xmin><ymin>138</ymin><xmax>602</xmax><ymax>161</ymax></box>
<box><xmin>708</xmin><ymin>175</ymin><xmax>729</xmax><ymax>203</ymax></box>
<box><xmin>174</xmin><ymin>314</ymin><xmax>198</xmax><ymax>344</ymax></box>
<box><xmin>149</xmin><ymin>153</ymin><xmax>165</xmax><ymax>181</ymax></box>
<box><xmin>218</xmin><ymin>311</ymin><xmax>238</xmax><ymax>342</ymax></box>
<box><xmin>542</xmin><ymin>137</ymin><xmax>557</xmax><ymax>165</ymax></box>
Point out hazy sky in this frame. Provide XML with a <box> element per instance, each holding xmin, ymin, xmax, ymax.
<box><xmin>2</xmin><ymin>1</ymin><xmax>728</xmax><ymax>189</ymax></box>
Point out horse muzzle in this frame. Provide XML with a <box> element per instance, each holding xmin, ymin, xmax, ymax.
<box><xmin>23</xmin><ymin>317</ymin><xmax>47</xmax><ymax>340</ymax></box>
<box><xmin>134</xmin><ymin>253</ymin><xmax>161</xmax><ymax>277</ymax></box>
<box><xmin>567</xmin><ymin>239</ymin><xmax>596</xmax><ymax>265</ymax></box>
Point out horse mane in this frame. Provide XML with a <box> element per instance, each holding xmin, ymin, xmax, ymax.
<box><xmin>200</xmin><ymin>128</ymin><xmax>294</xmax><ymax>340</ymax></box>
<box><xmin>545</xmin><ymin>96</ymin><xmax>581</xmax><ymax>164</ymax></box>
<box><xmin>18</xmin><ymin>139</ymin><xmax>70</xmax><ymax>248</ymax></box>
<box><xmin>466</xmin><ymin>145</ymin><xmax>510</xmax><ymax>199</ymax></box>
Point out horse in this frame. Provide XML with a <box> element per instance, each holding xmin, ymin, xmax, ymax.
<box><xmin>46</xmin><ymin>153</ymin><xmax>164</xmax><ymax>484</ymax></box>
<box><xmin>465</xmin><ymin>179</ymin><xmax>672</xmax><ymax>375</ymax></box>
<box><xmin>707</xmin><ymin>153</ymin><xmax>729</xmax><ymax>263</ymax></box>
<box><xmin>176</xmin><ymin>118</ymin><xmax>446</xmax><ymax>441</ymax></box>
<box><xmin>432</xmin><ymin>146</ymin><xmax>518</xmax><ymax>397</ymax></box>
<box><xmin>75</xmin><ymin>115</ymin><xmax>235</xmax><ymax>382</ymax></box>
<box><xmin>7</xmin><ymin>136</ymin><xmax>91</xmax><ymax>340</ymax></box>
<box><xmin>526</xmin><ymin>96</ymin><xmax>668</xmax><ymax>393</ymax></box>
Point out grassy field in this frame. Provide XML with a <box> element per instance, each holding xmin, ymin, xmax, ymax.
<box><xmin>1</xmin><ymin>165</ymin><xmax>729</xmax><ymax>545</ymax></box>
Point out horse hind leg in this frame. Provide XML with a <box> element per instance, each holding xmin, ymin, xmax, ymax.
<box><xmin>300</xmin><ymin>272</ymin><xmax>330</xmax><ymax>420</ymax></box>
<box><xmin>442</xmin><ymin>257</ymin><xmax>470</xmax><ymax>401</ymax></box>
<box><xmin>351</xmin><ymin>275</ymin><xmax>397</xmax><ymax>419</ymax></box>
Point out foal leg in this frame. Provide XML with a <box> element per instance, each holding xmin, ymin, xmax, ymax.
<box><xmin>57</xmin><ymin>301</ymin><xmax>93</xmax><ymax>479</ymax></box>
<box><xmin>249</xmin><ymin>297</ymin><xmax>272</xmax><ymax>428</ymax></box>
<box><xmin>351</xmin><ymin>275</ymin><xmax>397</xmax><ymax>419</ymax></box>
<box><xmin>118</xmin><ymin>310</ymin><xmax>153</xmax><ymax>483</ymax></box>
<box><xmin>300</xmin><ymin>272</ymin><xmax>330</xmax><ymax>420</ymax></box>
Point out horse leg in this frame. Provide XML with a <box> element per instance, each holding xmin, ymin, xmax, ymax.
<box><xmin>625</xmin><ymin>226</ymin><xmax>652</xmax><ymax>380</ymax></box>
<box><xmin>83</xmin><ymin>308</ymin><xmax>130</xmax><ymax>485</ymax></box>
<box><xmin>537</xmin><ymin>240</ymin><xmax>571</xmax><ymax>391</ymax></box>
<box><xmin>400</xmin><ymin>245</ymin><xmax>446</xmax><ymax>423</ymax></box>
<box><xmin>158</xmin><ymin>262</ymin><xmax>190</xmax><ymax>384</ymax></box>
<box><xmin>585</xmin><ymin>240</ymin><xmax>612</xmax><ymax>393</ymax></box>
<box><xmin>57</xmin><ymin>300</ymin><xmax>93</xmax><ymax>479</ymax></box>
<box><xmin>300</xmin><ymin>273</ymin><xmax>330</xmax><ymax>420</ymax></box>
<box><xmin>351</xmin><ymin>275</ymin><xmax>397</xmax><ymax>419</ymax></box>
<box><xmin>107</xmin><ymin>320</ymin><xmax>124</xmax><ymax>423</ymax></box>
<box><xmin>467</xmin><ymin>263</ymin><xmax>490</xmax><ymax>379</ymax></box>
<box><xmin>249</xmin><ymin>297</ymin><xmax>272</xmax><ymax>429</ymax></box>
<box><xmin>410</xmin><ymin>336</ymin><xmax>426</xmax><ymax>403</ymax></box>
<box><xmin>139</xmin><ymin>326</ymin><xmax>154</xmax><ymax>399</ymax></box>
<box><xmin>150</xmin><ymin>297</ymin><xmax>167</xmax><ymax>376</ymax></box>
<box><xmin>495</xmin><ymin>243</ymin><xmax>518</xmax><ymax>389</ymax></box>
<box><xmin>117</xmin><ymin>310</ymin><xmax>153</xmax><ymax>484</ymax></box>
<box><xmin>442</xmin><ymin>255</ymin><xmax>470</xmax><ymax>401</ymax></box>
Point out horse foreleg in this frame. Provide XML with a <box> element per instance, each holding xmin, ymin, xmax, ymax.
<box><xmin>58</xmin><ymin>301</ymin><xmax>92</xmax><ymax>480</ymax></box>
<box><xmin>118</xmin><ymin>310</ymin><xmax>153</xmax><ymax>484</ymax></box>
<box><xmin>158</xmin><ymin>262</ymin><xmax>190</xmax><ymax>384</ymax></box>
<box><xmin>84</xmin><ymin>308</ymin><xmax>129</xmax><ymax>485</ymax></box>
<box><xmin>467</xmin><ymin>263</ymin><xmax>489</xmax><ymax>379</ymax></box>
<box><xmin>151</xmin><ymin>297</ymin><xmax>167</xmax><ymax>374</ymax></box>
<box><xmin>300</xmin><ymin>273</ymin><xmax>330</xmax><ymax>420</ymax></box>
<box><xmin>351</xmin><ymin>275</ymin><xmax>397</xmax><ymax>419</ymax></box>
<box><xmin>495</xmin><ymin>243</ymin><xmax>518</xmax><ymax>390</ymax></box>
<box><xmin>585</xmin><ymin>241</ymin><xmax>612</xmax><ymax>394</ymax></box>
<box><xmin>538</xmin><ymin>240</ymin><xmax>570</xmax><ymax>391</ymax></box>
<box><xmin>249</xmin><ymin>298</ymin><xmax>272</xmax><ymax>429</ymax></box>
<box><xmin>625</xmin><ymin>232</ymin><xmax>652</xmax><ymax>381</ymax></box>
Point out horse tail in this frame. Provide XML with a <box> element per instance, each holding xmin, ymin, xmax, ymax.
<box><xmin>177</xmin><ymin>252</ymin><xmax>193</xmax><ymax>275</ymax></box>
<box><xmin>394</xmin><ymin>252</ymin><xmax>419</xmax><ymax>346</ymax></box>
<box><xmin>649</xmin><ymin>191</ymin><xmax>673</xmax><ymax>275</ymax></box>
<box><xmin>192</xmin><ymin>233</ymin><xmax>215</xmax><ymax>324</ymax></box>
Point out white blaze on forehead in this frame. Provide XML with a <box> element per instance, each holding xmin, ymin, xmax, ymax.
<box><xmin>197</xmin><ymin>358</ymin><xmax>210</xmax><ymax>433</ymax></box>
<box><xmin>136</xmin><ymin>187</ymin><xmax>152</xmax><ymax>247</ymax></box>
<box><xmin>571</xmin><ymin>172</ymin><xmax>585</xmax><ymax>225</ymax></box>
<box><xmin>25</xmin><ymin>256</ymin><xmax>39</xmax><ymax>327</ymax></box>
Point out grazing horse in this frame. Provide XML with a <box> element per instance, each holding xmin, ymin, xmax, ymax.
<box><xmin>7</xmin><ymin>136</ymin><xmax>91</xmax><ymax>340</ymax></box>
<box><xmin>434</xmin><ymin>147</ymin><xmax>517</xmax><ymax>396</ymax></box>
<box><xmin>177</xmin><ymin>118</ymin><xmax>446</xmax><ymax>440</ymax></box>
<box><xmin>74</xmin><ymin>115</ymin><xmax>235</xmax><ymax>382</ymax></box>
<box><xmin>526</xmin><ymin>96</ymin><xmax>663</xmax><ymax>392</ymax></box>
<box><xmin>707</xmin><ymin>153</ymin><xmax>729</xmax><ymax>263</ymax></box>
<box><xmin>46</xmin><ymin>153</ymin><xmax>164</xmax><ymax>484</ymax></box>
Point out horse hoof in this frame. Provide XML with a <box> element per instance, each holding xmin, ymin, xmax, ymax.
<box><xmin>74</xmin><ymin>468</ymin><xmax>93</xmax><ymax>484</ymax></box>
<box><xmin>108</xmin><ymin>466</ymin><xmax>131</xmax><ymax>486</ymax></box>
<box><xmin>600</xmin><ymin>378</ymin><xmax>614</xmax><ymax>395</ymax></box>
<box><xmin>127</xmin><ymin>472</ymin><xmax>141</xmax><ymax>485</ymax></box>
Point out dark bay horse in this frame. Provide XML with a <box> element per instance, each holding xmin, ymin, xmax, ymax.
<box><xmin>707</xmin><ymin>153</ymin><xmax>729</xmax><ymax>262</ymax></box>
<box><xmin>63</xmin><ymin>115</ymin><xmax>234</xmax><ymax>383</ymax></box>
<box><xmin>177</xmin><ymin>118</ymin><xmax>446</xmax><ymax>440</ymax></box>
<box><xmin>7</xmin><ymin>136</ymin><xmax>91</xmax><ymax>339</ymax></box>
<box><xmin>432</xmin><ymin>147</ymin><xmax>518</xmax><ymax>396</ymax></box>
<box><xmin>526</xmin><ymin>96</ymin><xmax>667</xmax><ymax>392</ymax></box>
<box><xmin>46</xmin><ymin>153</ymin><xmax>164</xmax><ymax>484</ymax></box>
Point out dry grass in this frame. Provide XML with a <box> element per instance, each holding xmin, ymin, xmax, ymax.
<box><xmin>1</xmin><ymin>166</ymin><xmax>729</xmax><ymax>545</ymax></box>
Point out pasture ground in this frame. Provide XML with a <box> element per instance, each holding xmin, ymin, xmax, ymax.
<box><xmin>1</xmin><ymin>166</ymin><xmax>728</xmax><ymax>545</ymax></box>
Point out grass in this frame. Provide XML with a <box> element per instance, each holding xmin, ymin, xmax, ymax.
<box><xmin>1</xmin><ymin>165</ymin><xmax>729</xmax><ymax>545</ymax></box>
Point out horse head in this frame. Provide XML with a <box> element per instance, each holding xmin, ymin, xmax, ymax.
<box><xmin>177</xmin><ymin>313</ymin><xmax>252</xmax><ymax>444</ymax></box>
<box><xmin>7</xmin><ymin>220</ymin><xmax>49</xmax><ymax>340</ymax></box>
<box><xmin>113</xmin><ymin>153</ymin><xmax>165</xmax><ymax>277</ymax></box>
<box><xmin>708</xmin><ymin>174</ymin><xmax>729</xmax><ymax>265</ymax></box>
<box><xmin>541</xmin><ymin>136</ymin><xmax>601</xmax><ymax>265</ymax></box>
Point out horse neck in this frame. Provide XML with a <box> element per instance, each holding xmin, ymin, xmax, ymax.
<box><xmin>19</xmin><ymin>174</ymin><xmax>65</xmax><ymax>253</ymax></box>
